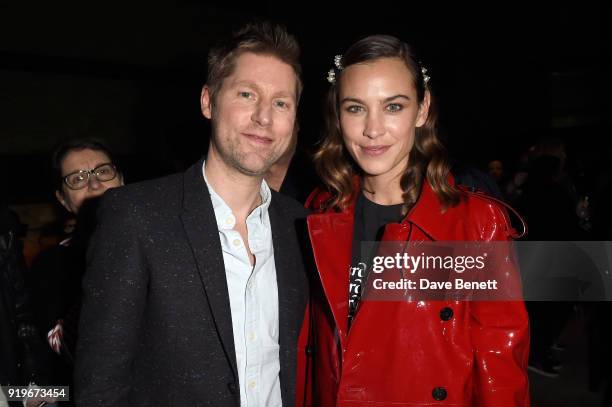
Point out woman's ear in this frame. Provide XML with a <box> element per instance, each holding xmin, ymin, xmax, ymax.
<box><xmin>416</xmin><ymin>90</ymin><xmax>431</xmax><ymax>128</ymax></box>
<box><xmin>55</xmin><ymin>190</ymin><xmax>72</xmax><ymax>213</ymax></box>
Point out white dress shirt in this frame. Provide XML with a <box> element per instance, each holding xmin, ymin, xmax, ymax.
<box><xmin>203</xmin><ymin>162</ymin><xmax>282</xmax><ymax>407</ymax></box>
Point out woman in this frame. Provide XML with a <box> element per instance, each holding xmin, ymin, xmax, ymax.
<box><xmin>29</xmin><ymin>138</ymin><xmax>123</xmax><ymax>392</ymax></box>
<box><xmin>302</xmin><ymin>35</ymin><xmax>529</xmax><ymax>406</ymax></box>
<box><xmin>53</xmin><ymin>138</ymin><xmax>124</xmax><ymax>216</ymax></box>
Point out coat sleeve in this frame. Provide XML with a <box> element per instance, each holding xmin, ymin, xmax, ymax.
<box><xmin>470</xmin><ymin>201</ymin><xmax>530</xmax><ymax>406</ymax></box>
<box><xmin>74</xmin><ymin>190</ymin><xmax>148</xmax><ymax>406</ymax></box>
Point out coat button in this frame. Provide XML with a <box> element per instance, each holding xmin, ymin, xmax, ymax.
<box><xmin>432</xmin><ymin>386</ymin><xmax>447</xmax><ymax>400</ymax></box>
<box><xmin>305</xmin><ymin>345</ymin><xmax>314</xmax><ymax>356</ymax></box>
<box><xmin>440</xmin><ymin>307</ymin><xmax>454</xmax><ymax>321</ymax></box>
<box><xmin>227</xmin><ymin>382</ymin><xmax>237</xmax><ymax>394</ymax></box>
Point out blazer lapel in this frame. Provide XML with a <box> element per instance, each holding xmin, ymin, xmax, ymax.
<box><xmin>269</xmin><ymin>196</ymin><xmax>308</xmax><ymax>406</ymax></box>
<box><xmin>179</xmin><ymin>159</ymin><xmax>238</xmax><ymax>379</ymax></box>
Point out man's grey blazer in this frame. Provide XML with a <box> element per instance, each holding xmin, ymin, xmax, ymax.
<box><xmin>74</xmin><ymin>158</ymin><xmax>309</xmax><ymax>406</ymax></box>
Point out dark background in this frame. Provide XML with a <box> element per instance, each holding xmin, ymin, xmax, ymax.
<box><xmin>1</xmin><ymin>0</ymin><xmax>608</xmax><ymax>203</ymax></box>
<box><xmin>1</xmin><ymin>2</ymin><xmax>610</xmax><ymax>404</ymax></box>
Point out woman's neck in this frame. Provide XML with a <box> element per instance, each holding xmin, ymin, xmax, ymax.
<box><xmin>362</xmin><ymin>173</ymin><xmax>404</xmax><ymax>206</ymax></box>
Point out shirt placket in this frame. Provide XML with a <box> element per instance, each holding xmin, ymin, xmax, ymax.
<box><xmin>244</xmin><ymin>272</ymin><xmax>260</xmax><ymax>405</ymax></box>
<box><xmin>245</xmin><ymin>214</ymin><xmax>261</xmax><ymax>406</ymax></box>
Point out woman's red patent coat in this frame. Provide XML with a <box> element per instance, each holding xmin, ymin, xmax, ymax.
<box><xmin>296</xmin><ymin>179</ymin><xmax>530</xmax><ymax>406</ymax></box>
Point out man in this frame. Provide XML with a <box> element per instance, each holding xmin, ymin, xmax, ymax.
<box><xmin>74</xmin><ymin>22</ymin><xmax>309</xmax><ymax>406</ymax></box>
<box><xmin>264</xmin><ymin>125</ymin><xmax>317</xmax><ymax>204</ymax></box>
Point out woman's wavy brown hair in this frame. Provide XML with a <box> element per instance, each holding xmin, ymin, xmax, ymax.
<box><xmin>314</xmin><ymin>35</ymin><xmax>460</xmax><ymax>213</ymax></box>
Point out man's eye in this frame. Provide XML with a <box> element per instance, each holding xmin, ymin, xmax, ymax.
<box><xmin>387</xmin><ymin>103</ymin><xmax>403</xmax><ymax>112</ymax></box>
<box><xmin>239</xmin><ymin>91</ymin><xmax>253</xmax><ymax>99</ymax></box>
<box><xmin>346</xmin><ymin>105</ymin><xmax>363</xmax><ymax>113</ymax></box>
<box><xmin>274</xmin><ymin>100</ymin><xmax>289</xmax><ymax>109</ymax></box>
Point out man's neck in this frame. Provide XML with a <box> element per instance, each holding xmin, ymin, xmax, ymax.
<box><xmin>205</xmin><ymin>149</ymin><xmax>263</xmax><ymax>220</ymax></box>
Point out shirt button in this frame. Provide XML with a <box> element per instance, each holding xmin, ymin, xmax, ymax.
<box><xmin>248</xmin><ymin>381</ymin><xmax>257</xmax><ymax>390</ymax></box>
<box><xmin>233</xmin><ymin>239</ymin><xmax>241</xmax><ymax>247</ymax></box>
<box><xmin>226</xmin><ymin>216</ymin><xmax>234</xmax><ymax>225</ymax></box>
<box><xmin>248</xmin><ymin>331</ymin><xmax>257</xmax><ymax>342</ymax></box>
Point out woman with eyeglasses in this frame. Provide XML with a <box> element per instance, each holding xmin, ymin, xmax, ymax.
<box><xmin>27</xmin><ymin>138</ymin><xmax>123</xmax><ymax>403</ymax></box>
<box><xmin>298</xmin><ymin>35</ymin><xmax>530</xmax><ymax>406</ymax></box>
<box><xmin>53</xmin><ymin>139</ymin><xmax>123</xmax><ymax>215</ymax></box>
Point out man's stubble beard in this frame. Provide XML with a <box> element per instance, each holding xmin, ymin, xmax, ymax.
<box><xmin>210</xmin><ymin>125</ymin><xmax>282</xmax><ymax>177</ymax></box>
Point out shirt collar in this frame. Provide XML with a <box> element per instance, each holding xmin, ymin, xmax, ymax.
<box><xmin>201</xmin><ymin>160</ymin><xmax>271</xmax><ymax>230</ymax></box>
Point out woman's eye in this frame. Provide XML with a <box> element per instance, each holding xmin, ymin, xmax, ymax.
<box><xmin>346</xmin><ymin>105</ymin><xmax>363</xmax><ymax>113</ymax></box>
<box><xmin>387</xmin><ymin>103</ymin><xmax>403</xmax><ymax>112</ymax></box>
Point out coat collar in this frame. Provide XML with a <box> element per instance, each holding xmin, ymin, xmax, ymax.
<box><xmin>402</xmin><ymin>176</ymin><xmax>460</xmax><ymax>241</ymax></box>
<box><xmin>332</xmin><ymin>175</ymin><xmax>458</xmax><ymax>241</ymax></box>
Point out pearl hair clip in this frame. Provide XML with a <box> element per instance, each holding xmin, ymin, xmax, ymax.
<box><xmin>327</xmin><ymin>54</ymin><xmax>344</xmax><ymax>84</ymax></box>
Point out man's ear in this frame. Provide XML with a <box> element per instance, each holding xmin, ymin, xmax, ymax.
<box><xmin>55</xmin><ymin>190</ymin><xmax>72</xmax><ymax>213</ymax></box>
<box><xmin>416</xmin><ymin>90</ymin><xmax>431</xmax><ymax>128</ymax></box>
<box><xmin>201</xmin><ymin>85</ymin><xmax>213</xmax><ymax>119</ymax></box>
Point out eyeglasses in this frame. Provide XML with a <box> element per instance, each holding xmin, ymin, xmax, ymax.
<box><xmin>62</xmin><ymin>163</ymin><xmax>118</xmax><ymax>190</ymax></box>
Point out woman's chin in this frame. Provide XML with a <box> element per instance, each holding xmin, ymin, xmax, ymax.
<box><xmin>359</xmin><ymin>164</ymin><xmax>392</xmax><ymax>178</ymax></box>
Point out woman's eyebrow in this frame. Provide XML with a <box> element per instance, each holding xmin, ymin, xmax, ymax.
<box><xmin>340</xmin><ymin>97</ymin><xmax>363</xmax><ymax>104</ymax></box>
<box><xmin>383</xmin><ymin>94</ymin><xmax>411</xmax><ymax>102</ymax></box>
<box><xmin>340</xmin><ymin>94</ymin><xmax>412</xmax><ymax>104</ymax></box>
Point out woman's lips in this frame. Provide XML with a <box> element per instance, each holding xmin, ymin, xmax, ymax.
<box><xmin>361</xmin><ymin>145</ymin><xmax>391</xmax><ymax>156</ymax></box>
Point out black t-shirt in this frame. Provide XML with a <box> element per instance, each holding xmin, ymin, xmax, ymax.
<box><xmin>349</xmin><ymin>192</ymin><xmax>403</xmax><ymax>326</ymax></box>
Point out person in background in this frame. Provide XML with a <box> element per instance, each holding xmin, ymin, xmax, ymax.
<box><xmin>488</xmin><ymin>159</ymin><xmax>504</xmax><ymax>184</ymax></box>
<box><xmin>28</xmin><ymin>138</ymin><xmax>124</xmax><ymax>397</ymax></box>
<box><xmin>265</xmin><ymin>125</ymin><xmax>299</xmax><ymax>193</ymax></box>
<box><xmin>452</xmin><ymin>160</ymin><xmax>505</xmax><ymax>200</ymax></box>
<box><xmin>1</xmin><ymin>204</ymin><xmax>54</xmax><ymax>407</ymax></box>
<box><xmin>265</xmin><ymin>124</ymin><xmax>317</xmax><ymax>203</ymax></box>
<box><xmin>52</xmin><ymin>138</ymin><xmax>124</xmax><ymax>216</ymax></box>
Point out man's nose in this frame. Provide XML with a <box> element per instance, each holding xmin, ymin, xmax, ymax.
<box><xmin>252</xmin><ymin>102</ymin><xmax>272</xmax><ymax>126</ymax></box>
